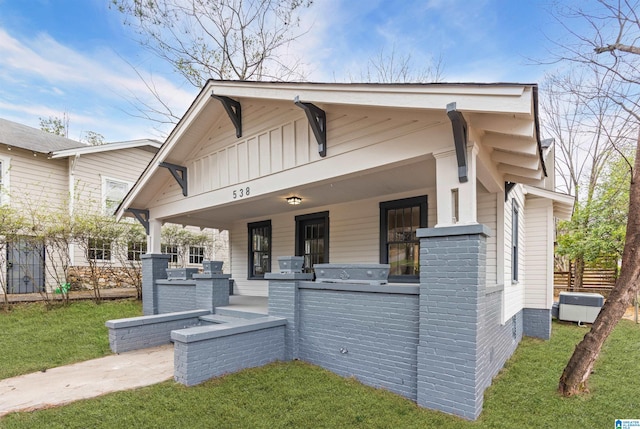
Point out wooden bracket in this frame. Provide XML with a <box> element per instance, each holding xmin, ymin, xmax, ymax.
<box><xmin>126</xmin><ymin>208</ymin><xmax>150</xmax><ymax>235</ymax></box>
<box><xmin>446</xmin><ymin>102</ymin><xmax>469</xmax><ymax>183</ymax></box>
<box><xmin>295</xmin><ymin>96</ymin><xmax>327</xmax><ymax>157</ymax></box>
<box><xmin>159</xmin><ymin>162</ymin><xmax>188</xmax><ymax>197</ymax></box>
<box><xmin>211</xmin><ymin>92</ymin><xmax>242</xmax><ymax>138</ymax></box>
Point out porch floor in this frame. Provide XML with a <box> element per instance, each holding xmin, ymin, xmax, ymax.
<box><xmin>221</xmin><ymin>295</ymin><xmax>268</xmax><ymax>315</ymax></box>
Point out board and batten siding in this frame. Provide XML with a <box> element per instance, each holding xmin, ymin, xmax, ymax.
<box><xmin>230</xmin><ymin>188</ymin><xmax>436</xmax><ymax>296</ymax></box>
<box><xmin>502</xmin><ymin>186</ymin><xmax>526</xmax><ymax>321</ymax></box>
<box><xmin>524</xmin><ymin>198</ymin><xmax>554</xmax><ymax>309</ymax></box>
<box><xmin>153</xmin><ymin>103</ymin><xmax>449</xmax><ymax>208</ymax></box>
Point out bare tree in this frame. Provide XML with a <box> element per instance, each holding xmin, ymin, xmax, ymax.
<box><xmin>546</xmin><ymin>0</ymin><xmax>640</xmax><ymax>396</ymax></box>
<box><xmin>355</xmin><ymin>46</ymin><xmax>445</xmax><ymax>84</ymax></box>
<box><xmin>111</xmin><ymin>0</ymin><xmax>313</xmax><ymax>124</ymax></box>
<box><xmin>541</xmin><ymin>70</ymin><xmax>635</xmax><ymax>287</ymax></box>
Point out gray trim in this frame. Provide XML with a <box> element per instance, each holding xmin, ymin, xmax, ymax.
<box><xmin>299</xmin><ymin>281</ymin><xmax>419</xmax><ymax>295</ymax></box>
<box><xmin>105</xmin><ymin>310</ymin><xmax>210</xmax><ymax>329</ymax></box>
<box><xmin>171</xmin><ymin>316</ymin><xmax>286</xmax><ymax>342</ymax></box>
<box><xmin>416</xmin><ymin>223</ymin><xmax>491</xmax><ymax>238</ymax></box>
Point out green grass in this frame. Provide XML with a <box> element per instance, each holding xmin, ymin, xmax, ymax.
<box><xmin>0</xmin><ymin>300</ymin><xmax>142</xmax><ymax>379</ymax></box>
<box><xmin>2</xmin><ymin>316</ymin><xmax>639</xmax><ymax>428</ymax></box>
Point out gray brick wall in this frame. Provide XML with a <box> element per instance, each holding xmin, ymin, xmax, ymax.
<box><xmin>172</xmin><ymin>319</ymin><xmax>286</xmax><ymax>386</ymax></box>
<box><xmin>296</xmin><ymin>285</ymin><xmax>420</xmax><ymax>400</ymax></box>
<box><xmin>157</xmin><ymin>281</ymin><xmax>196</xmax><ymax>313</ymax></box>
<box><xmin>417</xmin><ymin>224</ymin><xmax>490</xmax><ymax>420</ymax></box>
<box><xmin>106</xmin><ymin>310</ymin><xmax>210</xmax><ymax>353</ymax></box>
<box><xmin>141</xmin><ymin>254</ymin><xmax>170</xmax><ymax>315</ymax></box>
<box><xmin>477</xmin><ymin>288</ymin><xmax>521</xmax><ymax>396</ymax></box>
<box><xmin>523</xmin><ymin>308</ymin><xmax>551</xmax><ymax>339</ymax></box>
<box><xmin>194</xmin><ymin>274</ymin><xmax>231</xmax><ymax>311</ymax></box>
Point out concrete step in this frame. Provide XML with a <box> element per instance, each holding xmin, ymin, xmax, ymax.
<box><xmin>199</xmin><ymin>314</ymin><xmax>242</xmax><ymax>324</ymax></box>
<box><xmin>214</xmin><ymin>307</ymin><xmax>267</xmax><ymax>320</ymax></box>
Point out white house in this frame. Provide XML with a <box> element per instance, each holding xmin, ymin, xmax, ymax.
<box><xmin>115</xmin><ymin>80</ymin><xmax>573</xmax><ymax>419</ymax></box>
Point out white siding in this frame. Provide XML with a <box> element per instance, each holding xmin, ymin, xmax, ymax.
<box><xmin>0</xmin><ymin>146</ymin><xmax>68</xmax><ymax>210</ymax></box>
<box><xmin>71</xmin><ymin>148</ymin><xmax>156</xmax><ymax>266</ymax></box>
<box><xmin>230</xmin><ymin>188</ymin><xmax>436</xmax><ymax>296</ymax></box>
<box><xmin>503</xmin><ymin>185</ymin><xmax>525</xmax><ymax>321</ymax></box>
<box><xmin>477</xmin><ymin>189</ymin><xmax>497</xmax><ymax>286</ymax></box>
<box><xmin>524</xmin><ymin>198</ymin><xmax>554</xmax><ymax>309</ymax></box>
<box><xmin>154</xmin><ymin>103</ymin><xmax>447</xmax><ymax>210</ymax></box>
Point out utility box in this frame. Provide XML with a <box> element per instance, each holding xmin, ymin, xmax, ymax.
<box><xmin>558</xmin><ymin>292</ymin><xmax>604</xmax><ymax>324</ymax></box>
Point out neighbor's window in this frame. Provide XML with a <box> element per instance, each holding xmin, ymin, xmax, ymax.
<box><xmin>248</xmin><ymin>220</ymin><xmax>271</xmax><ymax>279</ymax></box>
<box><xmin>189</xmin><ymin>246</ymin><xmax>205</xmax><ymax>264</ymax></box>
<box><xmin>380</xmin><ymin>196</ymin><xmax>427</xmax><ymax>283</ymax></box>
<box><xmin>103</xmin><ymin>178</ymin><xmax>131</xmax><ymax>216</ymax></box>
<box><xmin>512</xmin><ymin>199</ymin><xmax>519</xmax><ymax>282</ymax></box>
<box><xmin>88</xmin><ymin>238</ymin><xmax>112</xmax><ymax>261</ymax></box>
<box><xmin>127</xmin><ymin>241</ymin><xmax>147</xmax><ymax>261</ymax></box>
<box><xmin>162</xmin><ymin>245</ymin><xmax>179</xmax><ymax>265</ymax></box>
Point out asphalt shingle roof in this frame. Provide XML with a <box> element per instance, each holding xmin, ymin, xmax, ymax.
<box><xmin>0</xmin><ymin>118</ymin><xmax>87</xmax><ymax>153</ymax></box>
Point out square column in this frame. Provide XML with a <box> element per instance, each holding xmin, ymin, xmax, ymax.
<box><xmin>416</xmin><ymin>224</ymin><xmax>490</xmax><ymax>420</ymax></box>
<box><xmin>266</xmin><ymin>268</ymin><xmax>313</xmax><ymax>361</ymax></box>
<box><xmin>141</xmin><ymin>254</ymin><xmax>170</xmax><ymax>315</ymax></box>
<box><xmin>433</xmin><ymin>145</ymin><xmax>478</xmax><ymax>227</ymax></box>
<box><xmin>194</xmin><ymin>273</ymin><xmax>232</xmax><ymax>311</ymax></box>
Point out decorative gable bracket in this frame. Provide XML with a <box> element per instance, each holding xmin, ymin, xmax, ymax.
<box><xmin>211</xmin><ymin>92</ymin><xmax>242</xmax><ymax>138</ymax></box>
<box><xmin>127</xmin><ymin>208</ymin><xmax>150</xmax><ymax>235</ymax></box>
<box><xmin>446</xmin><ymin>102</ymin><xmax>469</xmax><ymax>183</ymax></box>
<box><xmin>294</xmin><ymin>96</ymin><xmax>327</xmax><ymax>157</ymax></box>
<box><xmin>159</xmin><ymin>162</ymin><xmax>188</xmax><ymax>197</ymax></box>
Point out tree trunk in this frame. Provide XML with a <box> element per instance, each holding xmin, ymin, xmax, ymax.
<box><xmin>573</xmin><ymin>256</ymin><xmax>585</xmax><ymax>289</ymax></box>
<box><xmin>558</xmin><ymin>136</ymin><xmax>640</xmax><ymax>396</ymax></box>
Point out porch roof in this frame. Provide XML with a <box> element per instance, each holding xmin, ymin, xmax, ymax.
<box><xmin>117</xmin><ymin>80</ymin><xmax>547</xmax><ymax>228</ymax></box>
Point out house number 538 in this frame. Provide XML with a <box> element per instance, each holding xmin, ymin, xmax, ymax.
<box><xmin>233</xmin><ymin>187</ymin><xmax>250</xmax><ymax>199</ymax></box>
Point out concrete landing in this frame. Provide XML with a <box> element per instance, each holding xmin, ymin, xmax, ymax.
<box><xmin>0</xmin><ymin>344</ymin><xmax>174</xmax><ymax>417</ymax></box>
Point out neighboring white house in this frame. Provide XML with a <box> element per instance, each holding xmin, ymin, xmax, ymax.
<box><xmin>0</xmin><ymin>118</ymin><xmax>227</xmax><ymax>294</ymax></box>
<box><xmin>115</xmin><ymin>80</ymin><xmax>574</xmax><ymax>419</ymax></box>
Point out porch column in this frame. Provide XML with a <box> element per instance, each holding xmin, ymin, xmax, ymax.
<box><xmin>141</xmin><ymin>254</ymin><xmax>170</xmax><ymax>315</ymax></box>
<box><xmin>147</xmin><ymin>218</ymin><xmax>162</xmax><ymax>254</ymax></box>
<box><xmin>194</xmin><ymin>273</ymin><xmax>231</xmax><ymax>312</ymax></box>
<box><xmin>433</xmin><ymin>145</ymin><xmax>478</xmax><ymax>227</ymax></box>
<box><xmin>266</xmin><ymin>257</ymin><xmax>313</xmax><ymax>360</ymax></box>
<box><xmin>416</xmin><ymin>224</ymin><xmax>490</xmax><ymax>420</ymax></box>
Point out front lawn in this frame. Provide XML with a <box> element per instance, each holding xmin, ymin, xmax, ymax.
<box><xmin>1</xmin><ymin>310</ymin><xmax>638</xmax><ymax>428</ymax></box>
<box><xmin>0</xmin><ymin>300</ymin><xmax>142</xmax><ymax>379</ymax></box>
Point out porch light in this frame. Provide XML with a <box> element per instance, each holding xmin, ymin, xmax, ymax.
<box><xmin>286</xmin><ymin>196</ymin><xmax>302</xmax><ymax>205</ymax></box>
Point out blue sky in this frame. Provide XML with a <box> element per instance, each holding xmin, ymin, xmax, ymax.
<box><xmin>0</xmin><ymin>0</ymin><xmax>565</xmax><ymax>142</ymax></box>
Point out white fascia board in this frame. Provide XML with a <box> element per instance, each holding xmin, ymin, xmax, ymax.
<box><xmin>210</xmin><ymin>81</ymin><xmax>535</xmax><ymax>115</ymax></box>
<box><xmin>523</xmin><ymin>185</ymin><xmax>575</xmax><ymax>219</ymax></box>
<box><xmin>51</xmin><ymin>139</ymin><xmax>162</xmax><ymax>159</ymax></box>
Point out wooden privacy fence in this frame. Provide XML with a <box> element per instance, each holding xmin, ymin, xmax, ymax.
<box><xmin>554</xmin><ymin>267</ymin><xmax>617</xmax><ymax>297</ymax></box>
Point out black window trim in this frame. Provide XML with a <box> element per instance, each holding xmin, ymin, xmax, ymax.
<box><xmin>248</xmin><ymin>219</ymin><xmax>272</xmax><ymax>280</ymax></box>
<box><xmin>295</xmin><ymin>211</ymin><xmax>330</xmax><ymax>272</ymax></box>
<box><xmin>379</xmin><ymin>195</ymin><xmax>428</xmax><ymax>283</ymax></box>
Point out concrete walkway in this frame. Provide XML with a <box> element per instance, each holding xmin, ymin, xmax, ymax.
<box><xmin>0</xmin><ymin>344</ymin><xmax>174</xmax><ymax>417</ymax></box>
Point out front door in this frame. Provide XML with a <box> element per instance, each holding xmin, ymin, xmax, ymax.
<box><xmin>295</xmin><ymin>211</ymin><xmax>329</xmax><ymax>273</ymax></box>
<box><xmin>7</xmin><ymin>238</ymin><xmax>45</xmax><ymax>294</ymax></box>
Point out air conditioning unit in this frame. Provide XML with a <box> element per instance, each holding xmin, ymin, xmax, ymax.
<box><xmin>558</xmin><ymin>292</ymin><xmax>604</xmax><ymax>325</ymax></box>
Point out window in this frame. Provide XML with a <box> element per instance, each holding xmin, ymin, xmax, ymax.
<box><xmin>127</xmin><ymin>241</ymin><xmax>147</xmax><ymax>261</ymax></box>
<box><xmin>248</xmin><ymin>220</ymin><xmax>271</xmax><ymax>279</ymax></box>
<box><xmin>162</xmin><ymin>245</ymin><xmax>179</xmax><ymax>264</ymax></box>
<box><xmin>189</xmin><ymin>246</ymin><xmax>205</xmax><ymax>264</ymax></box>
<box><xmin>88</xmin><ymin>238</ymin><xmax>112</xmax><ymax>261</ymax></box>
<box><xmin>512</xmin><ymin>199</ymin><xmax>519</xmax><ymax>282</ymax></box>
<box><xmin>295</xmin><ymin>212</ymin><xmax>329</xmax><ymax>273</ymax></box>
<box><xmin>103</xmin><ymin>178</ymin><xmax>131</xmax><ymax>216</ymax></box>
<box><xmin>380</xmin><ymin>196</ymin><xmax>427</xmax><ymax>283</ymax></box>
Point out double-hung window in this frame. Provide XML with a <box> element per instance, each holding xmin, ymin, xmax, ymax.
<box><xmin>380</xmin><ymin>196</ymin><xmax>427</xmax><ymax>283</ymax></box>
<box><xmin>103</xmin><ymin>178</ymin><xmax>131</xmax><ymax>216</ymax></box>
<box><xmin>248</xmin><ymin>220</ymin><xmax>271</xmax><ymax>279</ymax></box>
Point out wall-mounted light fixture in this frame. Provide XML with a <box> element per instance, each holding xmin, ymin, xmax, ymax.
<box><xmin>286</xmin><ymin>196</ymin><xmax>302</xmax><ymax>205</ymax></box>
